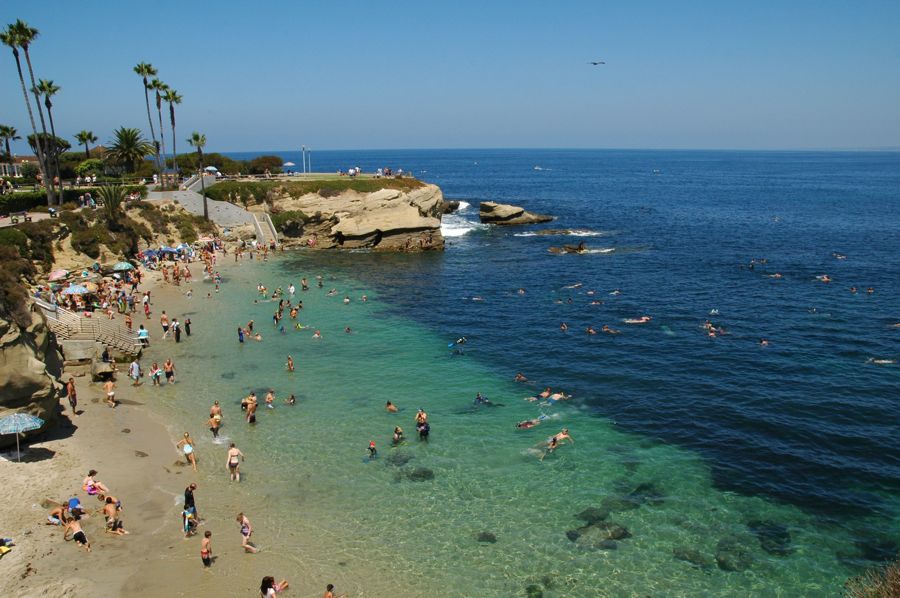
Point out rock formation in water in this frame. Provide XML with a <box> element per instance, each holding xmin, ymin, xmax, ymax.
<box><xmin>259</xmin><ymin>184</ymin><xmax>445</xmax><ymax>251</ymax></box>
<box><xmin>479</xmin><ymin>201</ymin><xmax>553</xmax><ymax>225</ymax></box>
<box><xmin>0</xmin><ymin>305</ymin><xmax>62</xmax><ymax>448</ymax></box>
<box><xmin>441</xmin><ymin>200</ymin><xmax>460</xmax><ymax>214</ymax></box>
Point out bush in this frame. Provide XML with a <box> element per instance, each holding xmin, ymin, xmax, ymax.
<box><xmin>0</xmin><ymin>228</ymin><xmax>28</xmax><ymax>255</ymax></box>
<box><xmin>270</xmin><ymin>210</ymin><xmax>308</xmax><ymax>235</ymax></box>
<box><xmin>0</xmin><ymin>245</ymin><xmax>35</xmax><ymax>328</ymax></box>
<box><xmin>0</xmin><ymin>185</ymin><xmax>148</xmax><ymax>214</ymax></box>
<box><xmin>205</xmin><ymin>178</ymin><xmax>424</xmax><ymax>206</ymax></box>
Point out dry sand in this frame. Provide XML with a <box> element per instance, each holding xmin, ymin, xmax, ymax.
<box><xmin>0</xmin><ymin>260</ymin><xmax>263</xmax><ymax>597</ymax></box>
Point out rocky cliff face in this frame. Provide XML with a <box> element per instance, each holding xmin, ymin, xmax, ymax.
<box><xmin>266</xmin><ymin>184</ymin><xmax>445</xmax><ymax>251</ymax></box>
<box><xmin>0</xmin><ymin>306</ymin><xmax>62</xmax><ymax>448</ymax></box>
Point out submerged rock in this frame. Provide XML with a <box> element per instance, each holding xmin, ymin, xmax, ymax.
<box><xmin>715</xmin><ymin>537</ymin><xmax>753</xmax><ymax>572</ymax></box>
<box><xmin>524</xmin><ymin>584</ymin><xmax>543</xmax><ymax>598</ymax></box>
<box><xmin>575</xmin><ymin>507</ymin><xmax>609</xmax><ymax>524</ymax></box>
<box><xmin>747</xmin><ymin>520</ymin><xmax>793</xmax><ymax>556</ymax></box>
<box><xmin>221</xmin><ymin>371</ymin><xmax>236</xmax><ymax>380</ymax></box>
<box><xmin>384</xmin><ymin>452</ymin><xmax>414</xmax><ymax>467</ymax></box>
<box><xmin>476</xmin><ymin>531</ymin><xmax>497</xmax><ymax>544</ymax></box>
<box><xmin>479</xmin><ymin>201</ymin><xmax>553</xmax><ymax>226</ymax></box>
<box><xmin>568</xmin><ymin>521</ymin><xmax>631</xmax><ymax>549</ymax></box>
<box><xmin>405</xmin><ymin>467</ymin><xmax>435</xmax><ymax>482</ymax></box>
<box><xmin>673</xmin><ymin>546</ymin><xmax>714</xmax><ymax>569</ymax></box>
<box><xmin>441</xmin><ymin>200</ymin><xmax>460</xmax><ymax>214</ymax></box>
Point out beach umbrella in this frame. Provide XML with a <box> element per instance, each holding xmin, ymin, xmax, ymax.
<box><xmin>159</xmin><ymin>247</ymin><xmax>178</xmax><ymax>255</ymax></box>
<box><xmin>0</xmin><ymin>412</ymin><xmax>45</xmax><ymax>461</ymax></box>
<box><xmin>62</xmin><ymin>284</ymin><xmax>89</xmax><ymax>295</ymax></box>
<box><xmin>282</xmin><ymin>162</ymin><xmax>296</xmax><ymax>167</ymax></box>
<box><xmin>204</xmin><ymin>166</ymin><xmax>218</xmax><ymax>172</ymax></box>
<box><xmin>112</xmin><ymin>261</ymin><xmax>134</xmax><ymax>271</ymax></box>
<box><xmin>48</xmin><ymin>269</ymin><xmax>68</xmax><ymax>281</ymax></box>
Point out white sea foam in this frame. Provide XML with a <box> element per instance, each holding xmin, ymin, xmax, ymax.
<box><xmin>441</xmin><ymin>213</ymin><xmax>485</xmax><ymax>237</ymax></box>
<box><xmin>514</xmin><ymin>229</ymin><xmax>606</xmax><ymax>237</ymax></box>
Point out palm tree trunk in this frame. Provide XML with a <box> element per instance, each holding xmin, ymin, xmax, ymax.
<box><xmin>142</xmin><ymin>80</ymin><xmax>161</xmax><ymax>186</ymax></box>
<box><xmin>4</xmin><ymin>138</ymin><xmax>12</xmax><ymax>174</ymax></box>
<box><xmin>22</xmin><ymin>47</ymin><xmax>57</xmax><ymax>204</ymax></box>
<box><xmin>156</xmin><ymin>100</ymin><xmax>167</xmax><ymax>188</ymax></box>
<box><xmin>10</xmin><ymin>49</ymin><xmax>52</xmax><ymax>205</ymax></box>
<box><xmin>169</xmin><ymin>105</ymin><xmax>178</xmax><ymax>187</ymax></box>
<box><xmin>84</xmin><ymin>143</ymin><xmax>90</xmax><ymax>160</ymax></box>
<box><xmin>198</xmin><ymin>148</ymin><xmax>208</xmax><ymax>220</ymax></box>
<box><xmin>45</xmin><ymin>100</ymin><xmax>63</xmax><ymax>194</ymax></box>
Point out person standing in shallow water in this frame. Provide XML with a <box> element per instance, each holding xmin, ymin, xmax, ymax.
<box><xmin>236</xmin><ymin>512</ymin><xmax>258</xmax><ymax>553</ymax></box>
<box><xmin>227</xmin><ymin>443</ymin><xmax>244</xmax><ymax>481</ymax></box>
<box><xmin>200</xmin><ymin>531</ymin><xmax>212</xmax><ymax>567</ymax></box>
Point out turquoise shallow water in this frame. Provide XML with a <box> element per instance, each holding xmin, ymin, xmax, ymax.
<box><xmin>143</xmin><ymin>255</ymin><xmax>877</xmax><ymax>597</ymax></box>
<box><xmin>141</xmin><ymin>149</ymin><xmax>899</xmax><ymax>596</ymax></box>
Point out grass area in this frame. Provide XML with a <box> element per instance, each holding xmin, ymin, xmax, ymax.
<box><xmin>205</xmin><ymin>177</ymin><xmax>424</xmax><ymax>206</ymax></box>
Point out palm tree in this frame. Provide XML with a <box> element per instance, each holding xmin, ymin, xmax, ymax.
<box><xmin>34</xmin><ymin>79</ymin><xmax>62</xmax><ymax>187</ymax></box>
<box><xmin>0</xmin><ymin>124</ymin><xmax>21</xmax><ymax>174</ymax></box>
<box><xmin>74</xmin><ymin>130</ymin><xmax>98</xmax><ymax>160</ymax></box>
<box><xmin>150</xmin><ymin>79</ymin><xmax>169</xmax><ymax>186</ymax></box>
<box><xmin>11</xmin><ymin>20</ymin><xmax>56</xmax><ymax>202</ymax></box>
<box><xmin>164</xmin><ymin>88</ymin><xmax>182</xmax><ymax>182</ymax></box>
<box><xmin>133</xmin><ymin>62</ymin><xmax>161</xmax><ymax>182</ymax></box>
<box><xmin>106</xmin><ymin>127</ymin><xmax>154</xmax><ymax>174</ymax></box>
<box><xmin>1</xmin><ymin>22</ymin><xmax>53</xmax><ymax>205</ymax></box>
<box><xmin>97</xmin><ymin>184</ymin><xmax>127</xmax><ymax>226</ymax></box>
<box><xmin>187</xmin><ymin>131</ymin><xmax>208</xmax><ymax>219</ymax></box>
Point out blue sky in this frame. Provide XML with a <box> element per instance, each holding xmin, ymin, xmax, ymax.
<box><xmin>2</xmin><ymin>0</ymin><xmax>899</xmax><ymax>152</ymax></box>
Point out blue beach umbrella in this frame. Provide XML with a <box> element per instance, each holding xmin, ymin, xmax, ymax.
<box><xmin>0</xmin><ymin>412</ymin><xmax>45</xmax><ymax>461</ymax></box>
<box><xmin>62</xmin><ymin>284</ymin><xmax>89</xmax><ymax>295</ymax></box>
<box><xmin>112</xmin><ymin>261</ymin><xmax>134</xmax><ymax>271</ymax></box>
<box><xmin>159</xmin><ymin>247</ymin><xmax>178</xmax><ymax>254</ymax></box>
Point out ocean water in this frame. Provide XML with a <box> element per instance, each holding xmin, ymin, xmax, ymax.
<box><xmin>156</xmin><ymin>150</ymin><xmax>899</xmax><ymax>596</ymax></box>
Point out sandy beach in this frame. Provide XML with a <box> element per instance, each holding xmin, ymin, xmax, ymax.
<box><xmin>0</xmin><ymin>258</ymin><xmax>269</xmax><ymax>597</ymax></box>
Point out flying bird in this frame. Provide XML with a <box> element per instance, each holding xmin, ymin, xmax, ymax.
<box><xmin>589</xmin><ymin>60</ymin><xmax>606</xmax><ymax>65</ymax></box>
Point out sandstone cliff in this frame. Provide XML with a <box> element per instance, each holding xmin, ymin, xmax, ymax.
<box><xmin>479</xmin><ymin>201</ymin><xmax>554</xmax><ymax>225</ymax></box>
<box><xmin>0</xmin><ymin>305</ymin><xmax>62</xmax><ymax>448</ymax></box>
<box><xmin>261</xmin><ymin>183</ymin><xmax>445</xmax><ymax>251</ymax></box>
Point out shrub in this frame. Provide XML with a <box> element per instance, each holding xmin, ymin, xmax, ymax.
<box><xmin>0</xmin><ymin>245</ymin><xmax>35</xmax><ymax>328</ymax></box>
<box><xmin>270</xmin><ymin>210</ymin><xmax>308</xmax><ymax>235</ymax></box>
<box><xmin>0</xmin><ymin>228</ymin><xmax>28</xmax><ymax>255</ymax></box>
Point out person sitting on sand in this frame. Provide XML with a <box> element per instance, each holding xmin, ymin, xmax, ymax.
<box><xmin>386</xmin><ymin>401</ymin><xmax>399</xmax><ymax>413</ymax></box>
<box><xmin>46</xmin><ymin>504</ymin><xmax>68</xmax><ymax>526</ymax></box>
<box><xmin>260</xmin><ymin>576</ymin><xmax>289</xmax><ymax>597</ymax></box>
<box><xmin>82</xmin><ymin>470</ymin><xmax>109</xmax><ymax>495</ymax></box>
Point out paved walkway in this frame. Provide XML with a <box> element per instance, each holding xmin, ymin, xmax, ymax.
<box><xmin>145</xmin><ymin>189</ymin><xmax>252</xmax><ymax>228</ymax></box>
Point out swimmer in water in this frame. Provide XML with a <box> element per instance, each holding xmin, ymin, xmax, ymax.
<box><xmin>386</xmin><ymin>401</ymin><xmax>399</xmax><ymax>413</ymax></box>
<box><xmin>285</xmin><ymin>394</ymin><xmax>296</xmax><ymax>405</ymax></box>
<box><xmin>254</xmin><ymin>333</ymin><xmax>262</xmax><ymax>342</ymax></box>
<box><xmin>759</xmin><ymin>338</ymin><xmax>769</xmax><ymax>347</ymax></box>
<box><xmin>602</xmin><ymin>325</ymin><xmax>621</xmax><ymax>334</ymax></box>
<box><xmin>867</xmin><ymin>287</ymin><xmax>874</xmax><ymax>294</ymax></box>
<box><xmin>624</xmin><ymin>316</ymin><xmax>652</xmax><ymax>324</ymax></box>
<box><xmin>850</xmin><ymin>286</ymin><xmax>858</xmax><ymax>294</ymax></box>
<box><xmin>392</xmin><ymin>426</ymin><xmax>404</xmax><ymax>445</ymax></box>
<box><xmin>867</xmin><ymin>358</ymin><xmax>896</xmax><ymax>365</ymax></box>
<box><xmin>312</xmin><ymin>330</ymin><xmax>322</xmax><ymax>339</ymax></box>
<box><xmin>344</xmin><ymin>327</ymin><xmax>352</xmax><ymax>334</ymax></box>
<box><xmin>540</xmin><ymin>431</ymin><xmax>572</xmax><ymax>461</ymax></box>
<box><xmin>286</xmin><ymin>355</ymin><xmax>294</xmax><ymax>372</ymax></box>
<box><xmin>538</xmin><ymin>387</ymin><xmax>552</xmax><ymax>399</ymax></box>
<box><xmin>590</xmin><ymin>300</ymin><xmax>603</xmax><ymax>305</ymax></box>
<box><xmin>609</xmin><ymin>289</ymin><xmax>621</xmax><ymax>296</ymax></box>
<box><xmin>560</xmin><ymin>323</ymin><xmax>568</xmax><ymax>332</ymax></box>
<box><xmin>343</xmin><ymin>296</ymin><xmax>350</xmax><ymax>304</ymax></box>
<box><xmin>474</xmin><ymin>392</ymin><xmax>491</xmax><ymax>406</ymax></box>
<box><xmin>514</xmin><ymin>372</ymin><xmax>528</xmax><ymax>382</ymax></box>
<box><xmin>769</xmin><ymin>273</ymin><xmax>783</xmax><ymax>279</ymax></box>
<box><xmin>367</xmin><ymin>441</ymin><xmax>377</xmax><ymax>458</ymax></box>
<box><xmin>586</xmin><ymin>326</ymin><xmax>597</xmax><ymax>335</ymax></box>
<box><xmin>516</xmin><ymin>419</ymin><xmax>540</xmax><ymax>429</ymax></box>
<box><xmin>816</xmin><ymin>274</ymin><xmax>832</xmax><ymax>283</ymax></box>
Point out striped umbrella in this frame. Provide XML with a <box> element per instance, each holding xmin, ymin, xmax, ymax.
<box><xmin>0</xmin><ymin>412</ymin><xmax>45</xmax><ymax>461</ymax></box>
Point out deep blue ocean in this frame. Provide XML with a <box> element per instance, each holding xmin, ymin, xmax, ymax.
<box><xmin>222</xmin><ymin>148</ymin><xmax>900</xmax><ymax>578</ymax></box>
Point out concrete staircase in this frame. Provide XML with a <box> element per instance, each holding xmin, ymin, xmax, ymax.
<box><xmin>252</xmin><ymin>212</ymin><xmax>279</xmax><ymax>246</ymax></box>
<box><xmin>34</xmin><ymin>299</ymin><xmax>143</xmax><ymax>357</ymax></box>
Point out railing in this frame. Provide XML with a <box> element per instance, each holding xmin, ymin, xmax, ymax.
<box><xmin>251</xmin><ymin>213</ymin><xmax>269</xmax><ymax>244</ymax></box>
<box><xmin>262</xmin><ymin>213</ymin><xmax>279</xmax><ymax>243</ymax></box>
<box><xmin>34</xmin><ymin>299</ymin><xmax>143</xmax><ymax>355</ymax></box>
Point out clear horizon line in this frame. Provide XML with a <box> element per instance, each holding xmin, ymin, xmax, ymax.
<box><xmin>215</xmin><ymin>146</ymin><xmax>900</xmax><ymax>155</ymax></box>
